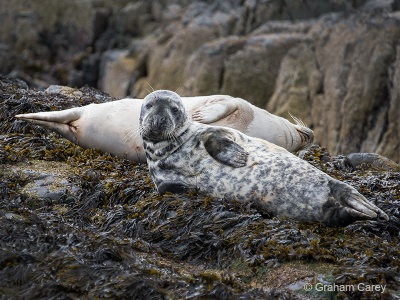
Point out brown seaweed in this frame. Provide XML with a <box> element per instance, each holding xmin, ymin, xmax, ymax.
<box><xmin>1</xmin><ymin>76</ymin><xmax>399</xmax><ymax>299</ymax></box>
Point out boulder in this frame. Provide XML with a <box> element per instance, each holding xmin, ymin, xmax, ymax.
<box><xmin>267</xmin><ymin>14</ymin><xmax>400</xmax><ymax>162</ymax></box>
<box><xmin>98</xmin><ymin>50</ymin><xmax>140</xmax><ymax>98</ymax></box>
<box><xmin>313</xmin><ymin>15</ymin><xmax>400</xmax><ymax>157</ymax></box>
<box><xmin>221</xmin><ymin>33</ymin><xmax>310</xmax><ymax>108</ymax></box>
<box><xmin>377</xmin><ymin>43</ymin><xmax>400</xmax><ymax>162</ymax></box>
<box><xmin>133</xmin><ymin>2</ymin><xmax>243</xmax><ymax>97</ymax></box>
<box><xmin>266</xmin><ymin>42</ymin><xmax>320</xmax><ymax>126</ymax></box>
<box><xmin>0</xmin><ymin>0</ymin><xmax>128</xmax><ymax>86</ymax></box>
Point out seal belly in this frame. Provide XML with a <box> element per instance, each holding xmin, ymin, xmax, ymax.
<box><xmin>159</xmin><ymin>135</ymin><xmax>324</xmax><ymax>220</ymax></box>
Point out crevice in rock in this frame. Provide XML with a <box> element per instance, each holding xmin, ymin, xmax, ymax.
<box><xmin>240</xmin><ymin>0</ymin><xmax>252</xmax><ymax>35</ymax></box>
<box><xmin>218</xmin><ymin>62</ymin><xmax>225</xmax><ymax>91</ymax></box>
<box><xmin>280</xmin><ymin>0</ymin><xmax>294</xmax><ymax>22</ymax></box>
<box><xmin>358</xmin><ymin>44</ymin><xmax>396</xmax><ymax>153</ymax></box>
<box><xmin>376</xmin><ymin>78</ymin><xmax>391</xmax><ymax>146</ymax></box>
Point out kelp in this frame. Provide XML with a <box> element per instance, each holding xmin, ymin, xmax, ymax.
<box><xmin>1</xmin><ymin>76</ymin><xmax>399</xmax><ymax>299</ymax></box>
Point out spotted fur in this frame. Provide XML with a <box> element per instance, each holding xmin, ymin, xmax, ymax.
<box><xmin>140</xmin><ymin>90</ymin><xmax>389</xmax><ymax>226</ymax></box>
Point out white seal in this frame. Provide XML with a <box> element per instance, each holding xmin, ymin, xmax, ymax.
<box><xmin>15</xmin><ymin>94</ymin><xmax>313</xmax><ymax>162</ymax></box>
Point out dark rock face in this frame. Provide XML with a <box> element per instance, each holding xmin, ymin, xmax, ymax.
<box><xmin>1</xmin><ymin>0</ymin><xmax>399</xmax><ymax>162</ymax></box>
<box><xmin>268</xmin><ymin>15</ymin><xmax>400</xmax><ymax>163</ymax></box>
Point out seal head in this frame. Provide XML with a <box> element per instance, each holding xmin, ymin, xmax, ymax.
<box><xmin>140</xmin><ymin>90</ymin><xmax>189</xmax><ymax>142</ymax></box>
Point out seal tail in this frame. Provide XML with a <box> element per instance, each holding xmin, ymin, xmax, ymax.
<box><xmin>15</xmin><ymin>108</ymin><xmax>82</xmax><ymax>144</ymax></box>
<box><xmin>288</xmin><ymin>112</ymin><xmax>314</xmax><ymax>150</ymax></box>
<box><xmin>323</xmin><ymin>179</ymin><xmax>389</xmax><ymax>227</ymax></box>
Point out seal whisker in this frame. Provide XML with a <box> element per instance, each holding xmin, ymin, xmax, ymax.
<box><xmin>168</xmin><ymin>131</ymin><xmax>179</xmax><ymax>143</ymax></box>
<box><xmin>167</xmin><ymin>132</ymin><xmax>174</xmax><ymax>142</ymax></box>
<box><xmin>288</xmin><ymin>111</ymin><xmax>307</xmax><ymax>127</ymax></box>
<box><xmin>138</xmin><ymin>125</ymin><xmax>149</xmax><ymax>139</ymax></box>
<box><xmin>171</xmin><ymin>128</ymin><xmax>182</xmax><ymax>143</ymax></box>
<box><xmin>123</xmin><ymin>128</ymin><xmax>141</xmax><ymax>143</ymax></box>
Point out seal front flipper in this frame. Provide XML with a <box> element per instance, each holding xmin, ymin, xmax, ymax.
<box><xmin>192</xmin><ymin>97</ymin><xmax>238</xmax><ymax>123</ymax></box>
<box><xmin>157</xmin><ymin>180</ymin><xmax>190</xmax><ymax>195</ymax></box>
<box><xmin>203</xmin><ymin>129</ymin><xmax>249</xmax><ymax>168</ymax></box>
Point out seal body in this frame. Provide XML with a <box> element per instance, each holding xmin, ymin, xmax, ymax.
<box><xmin>15</xmin><ymin>94</ymin><xmax>313</xmax><ymax>162</ymax></box>
<box><xmin>140</xmin><ymin>90</ymin><xmax>389</xmax><ymax>227</ymax></box>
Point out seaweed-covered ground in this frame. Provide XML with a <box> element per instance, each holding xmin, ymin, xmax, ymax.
<box><xmin>1</xmin><ymin>76</ymin><xmax>399</xmax><ymax>299</ymax></box>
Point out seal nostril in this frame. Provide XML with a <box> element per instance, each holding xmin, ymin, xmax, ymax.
<box><xmin>150</xmin><ymin>115</ymin><xmax>166</xmax><ymax>131</ymax></box>
<box><xmin>157</xmin><ymin>116</ymin><xmax>165</xmax><ymax>128</ymax></box>
<box><xmin>157</xmin><ymin>116</ymin><xmax>166</xmax><ymax>129</ymax></box>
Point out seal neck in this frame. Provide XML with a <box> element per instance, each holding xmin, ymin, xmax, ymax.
<box><xmin>142</xmin><ymin>122</ymin><xmax>195</xmax><ymax>161</ymax></box>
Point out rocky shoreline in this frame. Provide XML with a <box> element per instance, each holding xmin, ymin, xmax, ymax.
<box><xmin>1</xmin><ymin>77</ymin><xmax>400</xmax><ymax>299</ymax></box>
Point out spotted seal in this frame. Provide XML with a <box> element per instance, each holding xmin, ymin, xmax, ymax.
<box><xmin>15</xmin><ymin>94</ymin><xmax>313</xmax><ymax>162</ymax></box>
<box><xmin>139</xmin><ymin>90</ymin><xmax>389</xmax><ymax>227</ymax></box>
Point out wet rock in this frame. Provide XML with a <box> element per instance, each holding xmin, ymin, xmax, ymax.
<box><xmin>45</xmin><ymin>85</ymin><xmax>84</xmax><ymax>98</ymax></box>
<box><xmin>0</xmin><ymin>74</ymin><xmax>29</xmax><ymax>90</ymax></box>
<box><xmin>346</xmin><ymin>152</ymin><xmax>400</xmax><ymax>171</ymax></box>
<box><xmin>7</xmin><ymin>161</ymin><xmax>80</xmax><ymax>202</ymax></box>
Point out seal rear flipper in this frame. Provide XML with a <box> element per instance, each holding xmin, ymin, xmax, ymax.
<box><xmin>15</xmin><ymin>108</ymin><xmax>82</xmax><ymax>144</ymax></box>
<box><xmin>203</xmin><ymin>130</ymin><xmax>249</xmax><ymax>168</ymax></box>
<box><xmin>322</xmin><ymin>202</ymin><xmax>374</xmax><ymax>227</ymax></box>
<box><xmin>322</xmin><ymin>180</ymin><xmax>389</xmax><ymax>227</ymax></box>
<box><xmin>15</xmin><ymin>108</ymin><xmax>82</xmax><ymax>124</ymax></box>
<box><xmin>157</xmin><ymin>180</ymin><xmax>190</xmax><ymax>195</ymax></box>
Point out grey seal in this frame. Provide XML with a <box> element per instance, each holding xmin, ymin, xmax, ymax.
<box><xmin>139</xmin><ymin>90</ymin><xmax>389</xmax><ymax>227</ymax></box>
<box><xmin>15</xmin><ymin>94</ymin><xmax>313</xmax><ymax>162</ymax></box>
